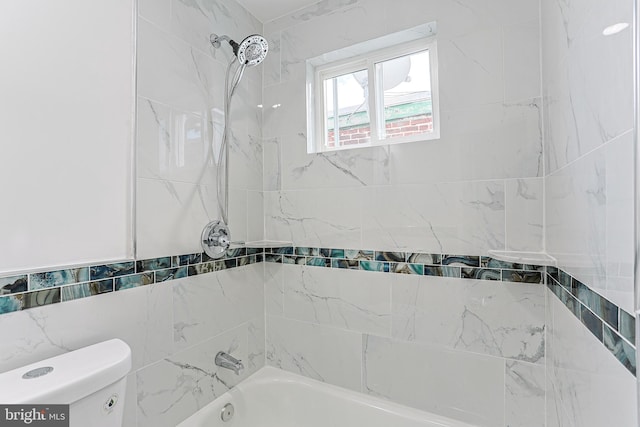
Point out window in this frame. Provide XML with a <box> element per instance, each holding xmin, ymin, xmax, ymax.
<box><xmin>308</xmin><ymin>35</ymin><xmax>439</xmax><ymax>153</ymax></box>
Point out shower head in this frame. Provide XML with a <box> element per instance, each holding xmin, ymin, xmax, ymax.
<box><xmin>210</xmin><ymin>33</ymin><xmax>269</xmax><ymax>66</ymax></box>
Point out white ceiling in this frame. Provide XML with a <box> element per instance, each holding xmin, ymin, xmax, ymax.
<box><xmin>235</xmin><ymin>0</ymin><xmax>321</xmax><ymax>23</ymax></box>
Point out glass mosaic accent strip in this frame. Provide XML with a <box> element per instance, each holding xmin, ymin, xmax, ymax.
<box><xmin>547</xmin><ymin>269</ymin><xmax>636</xmax><ymax>375</ymax></box>
<box><xmin>90</xmin><ymin>262</ymin><xmax>135</xmax><ymax>280</ymax></box>
<box><xmin>61</xmin><ymin>279</ymin><xmax>114</xmax><ymax>302</ymax></box>
<box><xmin>115</xmin><ymin>272</ymin><xmax>154</xmax><ymax>291</ymax></box>
<box><xmin>0</xmin><ymin>248</ymin><xmax>265</xmax><ymax>315</ymax></box>
<box><xmin>155</xmin><ymin>267</ymin><xmax>188</xmax><ymax>283</ymax></box>
<box><xmin>0</xmin><ymin>244</ymin><xmax>634</xmax><ymax>378</ymax></box>
<box><xmin>30</xmin><ymin>267</ymin><xmax>89</xmax><ymax>290</ymax></box>
<box><xmin>172</xmin><ymin>253</ymin><xmax>202</xmax><ymax>267</ymax></box>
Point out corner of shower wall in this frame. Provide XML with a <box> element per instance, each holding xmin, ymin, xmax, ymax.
<box><xmin>540</xmin><ymin>0</ymin><xmax>638</xmax><ymax>424</ymax></box>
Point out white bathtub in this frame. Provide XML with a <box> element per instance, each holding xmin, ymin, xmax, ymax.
<box><xmin>178</xmin><ymin>367</ymin><xmax>476</xmax><ymax>427</ymax></box>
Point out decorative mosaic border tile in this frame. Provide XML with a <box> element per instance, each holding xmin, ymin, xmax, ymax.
<box><xmin>265</xmin><ymin>246</ymin><xmax>545</xmax><ymax>284</ymax></box>
<box><xmin>1</xmin><ymin>244</ymin><xmax>635</xmax><ymax>377</ymax></box>
<box><xmin>0</xmin><ymin>248</ymin><xmax>264</xmax><ymax>315</ymax></box>
<box><xmin>546</xmin><ymin>267</ymin><xmax>636</xmax><ymax>376</ymax></box>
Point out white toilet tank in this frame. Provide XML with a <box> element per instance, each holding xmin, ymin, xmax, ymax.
<box><xmin>0</xmin><ymin>339</ymin><xmax>132</xmax><ymax>427</ymax></box>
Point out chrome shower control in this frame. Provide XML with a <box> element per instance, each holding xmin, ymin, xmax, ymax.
<box><xmin>201</xmin><ymin>220</ymin><xmax>231</xmax><ymax>259</ymax></box>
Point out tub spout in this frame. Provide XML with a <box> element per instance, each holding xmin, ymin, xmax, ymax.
<box><xmin>215</xmin><ymin>351</ymin><xmax>244</xmax><ymax>375</ymax></box>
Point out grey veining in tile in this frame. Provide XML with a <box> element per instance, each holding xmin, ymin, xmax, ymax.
<box><xmin>393</xmin><ymin>275</ymin><xmax>545</xmax><ymax>363</ymax></box>
<box><xmin>505</xmin><ymin>361</ymin><xmax>545</xmax><ymax>427</ymax></box>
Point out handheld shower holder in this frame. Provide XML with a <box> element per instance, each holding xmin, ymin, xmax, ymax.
<box><xmin>201</xmin><ymin>32</ymin><xmax>268</xmax><ymax>260</ymax></box>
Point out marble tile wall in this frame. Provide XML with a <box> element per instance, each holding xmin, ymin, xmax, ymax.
<box><xmin>546</xmin><ymin>289</ymin><xmax>637</xmax><ymax>427</ymax></box>
<box><xmin>266</xmin><ymin>262</ymin><xmax>546</xmax><ymax>427</ymax></box>
<box><xmin>1</xmin><ymin>1</ymin><xmax>267</xmax><ymax>427</ymax></box>
<box><xmin>263</xmin><ymin>0</ymin><xmax>640</xmax><ymax>426</ymax></box>
<box><xmin>261</xmin><ymin>0</ymin><xmax>548</xmax><ymax>426</ymax></box>
<box><xmin>0</xmin><ymin>261</ymin><xmax>265</xmax><ymax>427</ymax></box>
<box><xmin>126</xmin><ymin>1</ymin><xmax>269</xmax><ymax>421</ymax></box>
<box><xmin>1</xmin><ymin>1</ymin><xmax>637</xmax><ymax>427</ymax></box>
<box><xmin>541</xmin><ymin>0</ymin><xmax>637</xmax><ymax>424</ymax></box>
<box><xmin>262</xmin><ymin>0</ymin><xmax>544</xmax><ymax>255</ymax></box>
<box><xmin>542</xmin><ymin>0</ymin><xmax>634</xmax><ymax>314</ymax></box>
<box><xmin>136</xmin><ymin>0</ymin><xmax>264</xmax><ymax>258</ymax></box>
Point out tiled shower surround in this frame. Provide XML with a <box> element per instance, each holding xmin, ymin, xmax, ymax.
<box><xmin>2</xmin><ymin>0</ymin><xmax>638</xmax><ymax>426</ymax></box>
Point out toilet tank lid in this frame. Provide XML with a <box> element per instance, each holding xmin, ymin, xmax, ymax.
<box><xmin>0</xmin><ymin>339</ymin><xmax>132</xmax><ymax>404</ymax></box>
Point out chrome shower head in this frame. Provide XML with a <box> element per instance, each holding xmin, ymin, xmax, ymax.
<box><xmin>235</xmin><ymin>34</ymin><xmax>268</xmax><ymax>66</ymax></box>
<box><xmin>210</xmin><ymin>33</ymin><xmax>269</xmax><ymax>66</ymax></box>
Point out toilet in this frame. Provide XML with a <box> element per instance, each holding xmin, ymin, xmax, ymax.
<box><xmin>0</xmin><ymin>339</ymin><xmax>132</xmax><ymax>427</ymax></box>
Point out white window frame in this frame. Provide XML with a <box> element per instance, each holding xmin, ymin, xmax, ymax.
<box><xmin>310</xmin><ymin>37</ymin><xmax>440</xmax><ymax>153</ymax></box>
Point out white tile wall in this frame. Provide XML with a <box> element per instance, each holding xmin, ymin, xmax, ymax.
<box><xmin>136</xmin><ymin>178</ymin><xmax>217</xmax><ymax>258</ymax></box>
<box><xmin>546</xmin><ymin>290</ymin><xmax>637</xmax><ymax>427</ymax></box>
<box><xmin>0</xmin><ymin>264</ymin><xmax>266</xmax><ymax>427</ymax></box>
<box><xmin>130</xmin><ymin>3</ymin><xmax>269</xmax><ymax>423</ymax></box>
<box><xmin>136</xmin><ymin>2</ymin><xmax>263</xmax><ymax>259</ymax></box>
<box><xmin>391</xmin><ymin>274</ymin><xmax>545</xmax><ymax>363</ymax></box>
<box><xmin>542</xmin><ymin>0</ymin><xmax>637</xmax><ymax>424</ymax></box>
<box><xmin>136</xmin><ymin>323</ymin><xmax>251</xmax><ymax>427</ymax></box>
<box><xmin>264</xmin><ymin>188</ymin><xmax>363</xmax><ymax>248</ymax></box>
<box><xmin>3</xmin><ymin>1</ymin><xmax>636</xmax><ymax>427</ymax></box>
<box><xmin>261</xmin><ymin>0</ymin><xmax>549</xmax><ymax>426</ymax></box>
<box><xmin>262</xmin><ymin>0</ymin><xmax>544</xmax><ymax>257</ymax></box>
<box><xmin>266</xmin><ymin>267</ymin><xmax>548</xmax><ymax>426</ymax></box>
<box><xmin>505</xmin><ymin>360</ymin><xmax>546</xmax><ymax>427</ymax></box>
<box><xmin>505</xmin><ymin>178</ymin><xmax>544</xmax><ymax>252</ymax></box>
<box><xmin>542</xmin><ymin>0</ymin><xmax>634</xmax><ymax>313</ymax></box>
<box><xmin>363</xmin><ymin>334</ymin><xmax>506</xmax><ymax>427</ymax></box>
<box><xmin>173</xmin><ymin>265</ymin><xmax>264</xmax><ymax>350</ymax></box>
<box><xmin>0</xmin><ymin>2</ymin><xmax>266</xmax><ymax>427</ymax></box>
<box><xmin>282</xmin><ymin>265</ymin><xmax>391</xmax><ymax>336</ymax></box>
<box><xmin>266</xmin><ymin>315</ymin><xmax>363</xmax><ymax>391</ymax></box>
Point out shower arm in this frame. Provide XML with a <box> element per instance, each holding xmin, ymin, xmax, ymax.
<box><xmin>210</xmin><ymin>34</ymin><xmax>240</xmax><ymax>55</ymax></box>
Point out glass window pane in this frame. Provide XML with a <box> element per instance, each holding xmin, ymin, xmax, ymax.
<box><xmin>323</xmin><ymin>69</ymin><xmax>370</xmax><ymax>148</ymax></box>
<box><xmin>375</xmin><ymin>50</ymin><xmax>433</xmax><ymax>140</ymax></box>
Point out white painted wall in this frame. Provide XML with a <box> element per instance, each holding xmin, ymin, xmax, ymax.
<box><xmin>0</xmin><ymin>0</ymin><xmax>134</xmax><ymax>273</ymax></box>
